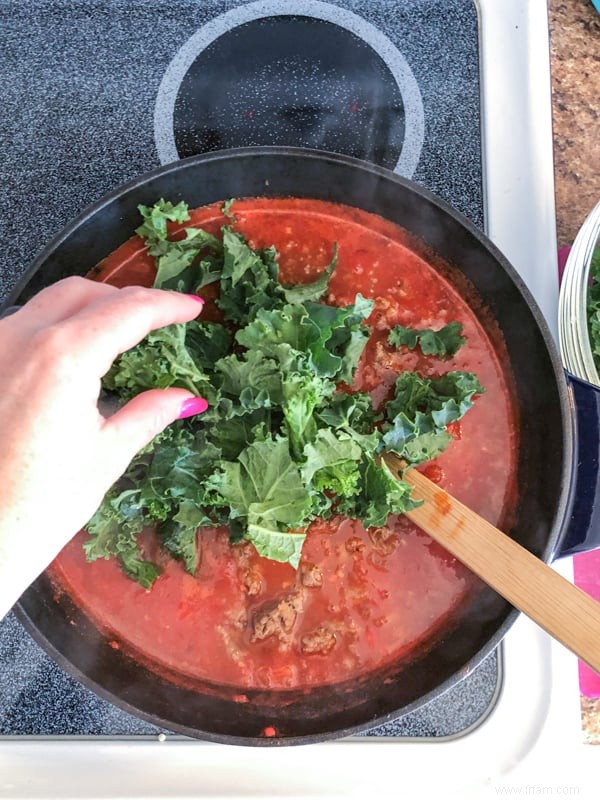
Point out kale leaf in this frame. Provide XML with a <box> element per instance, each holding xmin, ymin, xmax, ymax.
<box><xmin>85</xmin><ymin>425</ymin><xmax>222</xmax><ymax>582</ymax></box>
<box><xmin>216</xmin><ymin>230</ymin><xmax>285</xmax><ymax>324</ymax></box>
<box><xmin>136</xmin><ymin>199</ymin><xmax>222</xmax><ymax>293</ymax></box>
<box><xmin>340</xmin><ymin>455</ymin><xmax>421</xmax><ymax>529</ymax></box>
<box><xmin>301</xmin><ymin>429</ymin><xmax>362</xmax><ymax>497</ymax></box>
<box><xmin>388</xmin><ymin>321</ymin><xmax>466</xmax><ymax>358</ymax></box>
<box><xmin>85</xmin><ymin>199</ymin><xmax>483</xmax><ymax>588</ymax></box>
<box><xmin>382</xmin><ymin>371</ymin><xmax>484</xmax><ymax>465</ymax></box>
<box><xmin>235</xmin><ymin>294</ymin><xmax>373</xmax><ymax>382</ymax></box>
<box><xmin>283</xmin><ymin>244</ymin><xmax>338</xmax><ymax>304</ymax></box>
<box><xmin>103</xmin><ymin>323</ymin><xmax>215</xmax><ymax>401</ymax></box>
<box><xmin>586</xmin><ymin>247</ymin><xmax>600</xmax><ymax>374</ymax></box>
<box><xmin>204</xmin><ymin>438</ymin><xmax>312</xmax><ymax>568</ymax></box>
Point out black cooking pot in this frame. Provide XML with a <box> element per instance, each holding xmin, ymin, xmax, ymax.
<box><xmin>3</xmin><ymin>147</ymin><xmax>599</xmax><ymax>745</ymax></box>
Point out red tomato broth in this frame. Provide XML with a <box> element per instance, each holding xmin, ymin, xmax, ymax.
<box><xmin>52</xmin><ymin>198</ymin><xmax>518</xmax><ymax>690</ymax></box>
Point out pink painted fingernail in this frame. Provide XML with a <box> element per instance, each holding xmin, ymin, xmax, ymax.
<box><xmin>178</xmin><ymin>397</ymin><xmax>209</xmax><ymax>419</ymax></box>
<box><xmin>186</xmin><ymin>294</ymin><xmax>205</xmax><ymax>304</ymax></box>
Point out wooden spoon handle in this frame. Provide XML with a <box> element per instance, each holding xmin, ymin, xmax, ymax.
<box><xmin>388</xmin><ymin>457</ymin><xmax>600</xmax><ymax>674</ymax></box>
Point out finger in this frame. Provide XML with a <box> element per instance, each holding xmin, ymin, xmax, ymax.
<box><xmin>100</xmin><ymin>389</ymin><xmax>209</xmax><ymax>478</ymax></box>
<box><xmin>59</xmin><ymin>286</ymin><xmax>204</xmax><ymax>375</ymax></box>
<box><xmin>15</xmin><ymin>277</ymin><xmax>117</xmax><ymax>327</ymax></box>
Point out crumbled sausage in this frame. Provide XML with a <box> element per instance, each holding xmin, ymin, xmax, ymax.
<box><xmin>345</xmin><ymin>536</ymin><xmax>366</xmax><ymax>554</ymax></box>
<box><xmin>300</xmin><ymin>563</ymin><xmax>323</xmax><ymax>588</ymax></box>
<box><xmin>251</xmin><ymin>593</ymin><xmax>304</xmax><ymax>643</ymax></box>
<box><xmin>232</xmin><ymin>542</ymin><xmax>255</xmax><ymax>565</ymax></box>
<box><xmin>368</xmin><ymin>527</ymin><xmax>398</xmax><ymax>556</ymax></box>
<box><xmin>229</xmin><ymin>609</ymin><xmax>248</xmax><ymax>630</ymax></box>
<box><xmin>241</xmin><ymin>568</ymin><xmax>263</xmax><ymax>596</ymax></box>
<box><xmin>300</xmin><ymin>626</ymin><xmax>336</xmax><ymax>655</ymax></box>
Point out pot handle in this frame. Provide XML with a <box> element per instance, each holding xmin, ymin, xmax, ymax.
<box><xmin>557</xmin><ymin>371</ymin><xmax>600</xmax><ymax>557</ymax></box>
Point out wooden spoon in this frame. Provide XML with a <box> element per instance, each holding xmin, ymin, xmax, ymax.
<box><xmin>384</xmin><ymin>453</ymin><xmax>600</xmax><ymax>674</ymax></box>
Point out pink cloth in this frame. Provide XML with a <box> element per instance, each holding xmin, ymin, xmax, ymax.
<box><xmin>574</xmin><ymin>551</ymin><xmax>600</xmax><ymax>695</ymax></box>
<box><xmin>558</xmin><ymin>245</ymin><xmax>571</xmax><ymax>283</ymax></box>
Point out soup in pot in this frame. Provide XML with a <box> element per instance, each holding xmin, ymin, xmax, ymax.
<box><xmin>50</xmin><ymin>198</ymin><xmax>518</xmax><ymax>690</ymax></box>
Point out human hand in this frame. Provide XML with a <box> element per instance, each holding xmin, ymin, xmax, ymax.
<box><xmin>0</xmin><ymin>277</ymin><xmax>207</xmax><ymax>617</ymax></box>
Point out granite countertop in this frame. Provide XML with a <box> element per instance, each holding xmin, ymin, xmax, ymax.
<box><xmin>549</xmin><ymin>0</ymin><xmax>599</xmax><ymax>248</ymax></box>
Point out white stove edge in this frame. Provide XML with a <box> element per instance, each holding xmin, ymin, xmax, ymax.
<box><xmin>480</xmin><ymin>0</ymin><xmax>559</xmax><ymax>340</ymax></box>
<box><xmin>2</xmin><ymin>1</ymin><xmax>595</xmax><ymax>797</ymax></box>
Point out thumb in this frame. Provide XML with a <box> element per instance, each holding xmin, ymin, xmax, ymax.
<box><xmin>101</xmin><ymin>389</ymin><xmax>209</xmax><ymax>476</ymax></box>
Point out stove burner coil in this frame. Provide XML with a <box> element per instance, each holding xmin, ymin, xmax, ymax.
<box><xmin>154</xmin><ymin>0</ymin><xmax>424</xmax><ymax>177</ymax></box>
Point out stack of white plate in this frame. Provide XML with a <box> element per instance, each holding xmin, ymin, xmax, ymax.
<box><xmin>559</xmin><ymin>200</ymin><xmax>600</xmax><ymax>384</ymax></box>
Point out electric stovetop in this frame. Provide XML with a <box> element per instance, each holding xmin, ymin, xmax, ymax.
<box><xmin>0</xmin><ymin>0</ymin><xmax>497</xmax><ymax>740</ymax></box>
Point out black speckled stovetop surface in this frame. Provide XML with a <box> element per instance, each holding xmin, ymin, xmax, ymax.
<box><xmin>0</xmin><ymin>0</ymin><xmax>497</xmax><ymax>739</ymax></box>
